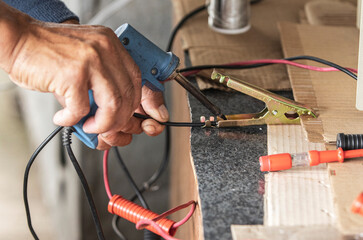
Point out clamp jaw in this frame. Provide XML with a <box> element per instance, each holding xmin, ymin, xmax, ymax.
<box><xmin>203</xmin><ymin>70</ymin><xmax>317</xmax><ymax>128</ymax></box>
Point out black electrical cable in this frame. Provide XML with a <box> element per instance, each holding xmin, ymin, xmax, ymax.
<box><xmin>130</xmin><ymin>127</ymin><xmax>170</xmax><ymax>202</ymax></box>
<box><xmin>166</xmin><ymin>4</ymin><xmax>207</xmax><ymax>52</ymax></box>
<box><xmin>130</xmin><ymin>125</ymin><xmax>170</xmax><ymax>203</ymax></box>
<box><xmin>250</xmin><ymin>0</ymin><xmax>264</xmax><ymax>4</ymax></box>
<box><xmin>62</xmin><ymin>127</ymin><xmax>105</xmax><ymax>240</ymax></box>
<box><xmin>113</xmin><ymin>147</ymin><xmax>149</xmax><ymax>209</ymax></box>
<box><xmin>288</xmin><ymin>55</ymin><xmax>357</xmax><ymax>80</ymax></box>
<box><xmin>23</xmin><ymin>126</ymin><xmax>63</xmax><ymax>240</ymax></box>
<box><xmin>166</xmin><ymin>0</ymin><xmax>264</xmax><ymax>52</ymax></box>
<box><xmin>133</xmin><ymin>113</ymin><xmax>205</xmax><ymax>127</ymax></box>
<box><xmin>112</xmin><ymin>147</ymin><xmax>160</xmax><ymax>240</ymax></box>
<box><xmin>112</xmin><ymin>215</ymin><xmax>127</xmax><ymax>240</ymax></box>
<box><xmin>178</xmin><ymin>55</ymin><xmax>357</xmax><ymax>80</ymax></box>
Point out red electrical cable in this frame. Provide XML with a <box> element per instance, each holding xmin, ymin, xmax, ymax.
<box><xmin>227</xmin><ymin>59</ymin><xmax>358</xmax><ymax>73</ymax></box>
<box><xmin>103</xmin><ymin>150</ymin><xmax>196</xmax><ymax>240</ymax></box>
<box><xmin>136</xmin><ymin>200</ymin><xmax>196</xmax><ymax>229</ymax></box>
<box><xmin>103</xmin><ymin>149</ymin><xmax>113</xmax><ymax>199</ymax></box>
<box><xmin>177</xmin><ymin>58</ymin><xmax>358</xmax><ymax>79</ymax></box>
<box><xmin>135</xmin><ymin>200</ymin><xmax>196</xmax><ymax>240</ymax></box>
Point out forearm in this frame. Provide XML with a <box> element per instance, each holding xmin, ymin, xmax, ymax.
<box><xmin>0</xmin><ymin>1</ymin><xmax>79</xmax><ymax>73</ymax></box>
<box><xmin>0</xmin><ymin>1</ymin><xmax>31</xmax><ymax>73</ymax></box>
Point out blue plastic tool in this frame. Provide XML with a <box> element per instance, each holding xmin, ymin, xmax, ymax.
<box><xmin>73</xmin><ymin>23</ymin><xmax>180</xmax><ymax>149</ymax></box>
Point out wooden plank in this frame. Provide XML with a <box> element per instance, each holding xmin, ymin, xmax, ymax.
<box><xmin>169</xmin><ymin>79</ymin><xmax>204</xmax><ymax>240</ymax></box>
<box><xmin>168</xmin><ymin>16</ymin><xmax>204</xmax><ymax>239</ymax></box>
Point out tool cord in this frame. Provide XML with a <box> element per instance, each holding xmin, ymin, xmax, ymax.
<box><xmin>111</xmin><ymin>147</ymin><xmax>162</xmax><ymax>240</ymax></box>
<box><xmin>63</xmin><ymin>127</ymin><xmax>105</xmax><ymax>240</ymax></box>
<box><xmin>23</xmin><ymin>126</ymin><xmax>63</xmax><ymax>240</ymax></box>
<box><xmin>113</xmin><ymin>147</ymin><xmax>149</xmax><ymax>208</ymax></box>
<box><xmin>166</xmin><ymin>4</ymin><xmax>207</xmax><ymax>52</ymax></box>
<box><xmin>103</xmin><ymin>149</ymin><xmax>196</xmax><ymax>240</ymax></box>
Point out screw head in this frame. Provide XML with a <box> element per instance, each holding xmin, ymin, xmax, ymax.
<box><xmin>151</xmin><ymin>68</ymin><xmax>158</xmax><ymax>75</ymax></box>
<box><xmin>122</xmin><ymin>38</ymin><xmax>129</xmax><ymax>45</ymax></box>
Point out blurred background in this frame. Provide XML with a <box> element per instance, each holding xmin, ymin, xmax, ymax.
<box><xmin>0</xmin><ymin>0</ymin><xmax>173</xmax><ymax>239</ymax></box>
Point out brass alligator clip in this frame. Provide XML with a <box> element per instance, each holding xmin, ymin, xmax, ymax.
<box><xmin>209</xmin><ymin>70</ymin><xmax>317</xmax><ymax>128</ymax></box>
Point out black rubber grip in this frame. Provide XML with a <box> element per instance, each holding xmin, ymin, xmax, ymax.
<box><xmin>336</xmin><ymin>133</ymin><xmax>363</xmax><ymax>150</ymax></box>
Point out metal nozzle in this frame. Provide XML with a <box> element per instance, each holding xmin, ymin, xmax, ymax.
<box><xmin>173</xmin><ymin>72</ymin><xmax>226</xmax><ymax>119</ymax></box>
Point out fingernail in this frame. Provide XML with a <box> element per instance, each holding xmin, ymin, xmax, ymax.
<box><xmin>101</xmin><ymin>133</ymin><xmax>109</xmax><ymax>138</ymax></box>
<box><xmin>158</xmin><ymin>104</ymin><xmax>169</xmax><ymax>121</ymax></box>
<box><xmin>144</xmin><ymin>125</ymin><xmax>155</xmax><ymax>135</ymax></box>
<box><xmin>53</xmin><ymin>113</ymin><xmax>62</xmax><ymax>125</ymax></box>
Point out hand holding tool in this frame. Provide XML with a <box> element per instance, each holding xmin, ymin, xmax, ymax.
<box><xmin>73</xmin><ymin>24</ymin><xmax>223</xmax><ymax>149</ymax></box>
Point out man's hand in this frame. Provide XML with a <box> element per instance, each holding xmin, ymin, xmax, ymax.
<box><xmin>0</xmin><ymin>2</ymin><xmax>168</xmax><ymax>150</ymax></box>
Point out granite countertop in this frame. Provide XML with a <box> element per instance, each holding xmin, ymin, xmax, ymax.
<box><xmin>188</xmin><ymin>86</ymin><xmax>267</xmax><ymax>239</ymax></box>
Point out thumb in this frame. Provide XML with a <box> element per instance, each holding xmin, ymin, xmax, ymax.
<box><xmin>140</xmin><ymin>86</ymin><xmax>169</xmax><ymax>122</ymax></box>
<box><xmin>53</xmin><ymin>88</ymin><xmax>90</xmax><ymax>126</ymax></box>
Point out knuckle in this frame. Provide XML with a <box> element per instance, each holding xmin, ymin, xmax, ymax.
<box><xmin>123</xmin><ymin>84</ymin><xmax>135</xmax><ymax>97</ymax></box>
<box><xmin>71</xmin><ymin>107</ymin><xmax>89</xmax><ymax>120</ymax></box>
<box><xmin>70</xmin><ymin>68</ymin><xmax>87</xmax><ymax>87</ymax></box>
<box><xmin>105</xmin><ymin>133</ymin><xmax>132</xmax><ymax>147</ymax></box>
<box><xmin>96</xmin><ymin>139</ymin><xmax>111</xmax><ymax>150</ymax></box>
<box><xmin>132</xmin><ymin>64</ymin><xmax>142</xmax><ymax>80</ymax></box>
<box><xmin>108</xmin><ymin>94</ymin><xmax>123</xmax><ymax>113</ymax></box>
<box><xmin>122</xmin><ymin>85</ymin><xmax>136</xmax><ymax>106</ymax></box>
<box><xmin>73</xmin><ymin>108</ymin><xmax>88</xmax><ymax>118</ymax></box>
<box><xmin>81</xmin><ymin>43</ymin><xmax>99</xmax><ymax>62</ymax></box>
<box><xmin>100</xmin><ymin>26</ymin><xmax>114</xmax><ymax>36</ymax></box>
<box><xmin>97</xmin><ymin>34</ymin><xmax>113</xmax><ymax>50</ymax></box>
<box><xmin>121</xmin><ymin>122</ymin><xmax>141</xmax><ymax>134</ymax></box>
<box><xmin>121</xmin><ymin>135</ymin><xmax>132</xmax><ymax>146</ymax></box>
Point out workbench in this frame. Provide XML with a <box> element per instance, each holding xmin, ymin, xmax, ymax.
<box><xmin>170</xmin><ymin>79</ymin><xmax>274</xmax><ymax>239</ymax></box>
<box><xmin>168</xmin><ymin>1</ymin><xmax>298</xmax><ymax>239</ymax></box>
<box><xmin>169</xmin><ymin>0</ymin><xmax>362</xmax><ymax>239</ymax></box>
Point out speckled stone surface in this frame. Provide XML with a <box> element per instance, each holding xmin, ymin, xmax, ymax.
<box><xmin>188</xmin><ymin>87</ymin><xmax>267</xmax><ymax>240</ymax></box>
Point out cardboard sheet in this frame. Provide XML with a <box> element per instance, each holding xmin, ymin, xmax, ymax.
<box><xmin>171</xmin><ymin>0</ymin><xmax>319</xmax><ymax>90</ymax></box>
<box><xmin>279</xmin><ymin>22</ymin><xmax>363</xmax><ymax>236</ymax></box>
<box><xmin>279</xmin><ymin>22</ymin><xmax>361</xmax><ymax>142</ymax></box>
<box><xmin>305</xmin><ymin>1</ymin><xmax>356</xmax><ymax>26</ymax></box>
<box><xmin>265</xmin><ymin>125</ymin><xmax>333</xmax><ymax>226</ymax></box>
<box><xmin>231</xmin><ymin>125</ymin><xmax>334</xmax><ymax>240</ymax></box>
<box><xmin>231</xmin><ymin>225</ymin><xmax>340</xmax><ymax>240</ymax></box>
<box><xmin>329</xmin><ymin>161</ymin><xmax>363</xmax><ymax>235</ymax></box>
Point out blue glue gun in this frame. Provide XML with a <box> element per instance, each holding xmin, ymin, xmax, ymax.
<box><xmin>73</xmin><ymin>23</ymin><xmax>180</xmax><ymax>149</ymax></box>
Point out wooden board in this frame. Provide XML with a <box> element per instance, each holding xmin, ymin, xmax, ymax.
<box><xmin>169</xmin><ymin>21</ymin><xmax>204</xmax><ymax>239</ymax></box>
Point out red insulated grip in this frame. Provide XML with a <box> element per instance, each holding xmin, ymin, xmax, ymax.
<box><xmin>351</xmin><ymin>192</ymin><xmax>363</xmax><ymax>216</ymax></box>
<box><xmin>259</xmin><ymin>153</ymin><xmax>292</xmax><ymax>171</ymax></box>
<box><xmin>108</xmin><ymin>195</ymin><xmax>176</xmax><ymax>236</ymax></box>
